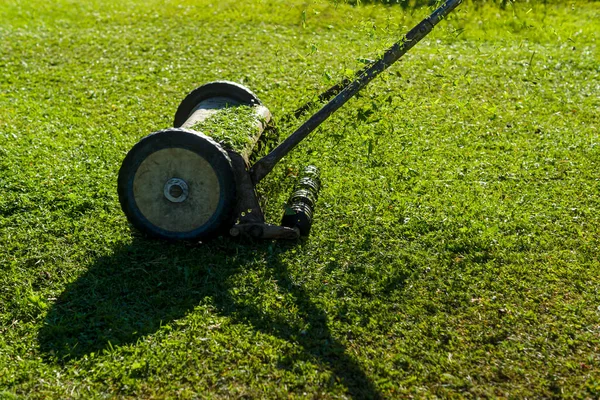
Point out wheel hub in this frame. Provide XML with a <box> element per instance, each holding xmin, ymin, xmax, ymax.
<box><xmin>164</xmin><ymin>178</ymin><xmax>189</xmax><ymax>203</ymax></box>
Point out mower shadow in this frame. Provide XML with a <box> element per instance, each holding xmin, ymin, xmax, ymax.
<box><xmin>38</xmin><ymin>237</ymin><xmax>382</xmax><ymax>399</ymax></box>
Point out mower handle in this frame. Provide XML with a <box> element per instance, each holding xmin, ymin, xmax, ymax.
<box><xmin>250</xmin><ymin>0</ymin><xmax>463</xmax><ymax>184</ymax></box>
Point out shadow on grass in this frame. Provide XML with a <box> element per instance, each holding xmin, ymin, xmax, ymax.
<box><xmin>38</xmin><ymin>237</ymin><xmax>382</xmax><ymax>399</ymax></box>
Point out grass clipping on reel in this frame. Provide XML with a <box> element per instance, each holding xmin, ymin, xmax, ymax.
<box><xmin>189</xmin><ymin>106</ymin><xmax>262</xmax><ymax>156</ymax></box>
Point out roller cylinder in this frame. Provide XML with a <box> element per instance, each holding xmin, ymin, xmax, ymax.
<box><xmin>175</xmin><ymin>81</ymin><xmax>271</xmax><ymax>164</ymax></box>
<box><xmin>281</xmin><ymin>166</ymin><xmax>321</xmax><ymax>236</ymax></box>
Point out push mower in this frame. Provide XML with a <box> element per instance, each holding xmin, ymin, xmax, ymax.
<box><xmin>117</xmin><ymin>0</ymin><xmax>463</xmax><ymax>241</ymax></box>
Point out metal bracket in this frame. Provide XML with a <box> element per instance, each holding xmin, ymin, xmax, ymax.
<box><xmin>227</xmin><ymin>150</ymin><xmax>300</xmax><ymax>240</ymax></box>
<box><xmin>230</xmin><ymin>223</ymin><xmax>299</xmax><ymax>240</ymax></box>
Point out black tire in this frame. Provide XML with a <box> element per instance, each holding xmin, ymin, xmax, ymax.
<box><xmin>174</xmin><ymin>81</ymin><xmax>262</xmax><ymax>128</ymax></box>
<box><xmin>118</xmin><ymin>128</ymin><xmax>237</xmax><ymax>241</ymax></box>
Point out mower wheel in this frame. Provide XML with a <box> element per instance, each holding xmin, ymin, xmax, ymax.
<box><xmin>118</xmin><ymin>128</ymin><xmax>237</xmax><ymax>241</ymax></box>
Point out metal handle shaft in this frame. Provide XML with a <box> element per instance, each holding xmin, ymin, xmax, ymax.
<box><xmin>250</xmin><ymin>0</ymin><xmax>463</xmax><ymax>184</ymax></box>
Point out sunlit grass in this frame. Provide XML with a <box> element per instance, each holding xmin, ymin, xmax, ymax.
<box><xmin>1</xmin><ymin>0</ymin><xmax>599</xmax><ymax>397</ymax></box>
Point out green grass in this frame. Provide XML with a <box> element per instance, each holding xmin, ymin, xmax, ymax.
<box><xmin>1</xmin><ymin>0</ymin><xmax>599</xmax><ymax>397</ymax></box>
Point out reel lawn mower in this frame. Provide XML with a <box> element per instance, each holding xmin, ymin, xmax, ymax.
<box><xmin>117</xmin><ymin>0</ymin><xmax>463</xmax><ymax>241</ymax></box>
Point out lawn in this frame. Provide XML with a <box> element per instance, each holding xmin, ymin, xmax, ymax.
<box><xmin>1</xmin><ymin>0</ymin><xmax>599</xmax><ymax>397</ymax></box>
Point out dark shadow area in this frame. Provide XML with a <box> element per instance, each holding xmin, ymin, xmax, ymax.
<box><xmin>39</xmin><ymin>237</ymin><xmax>383</xmax><ymax>399</ymax></box>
